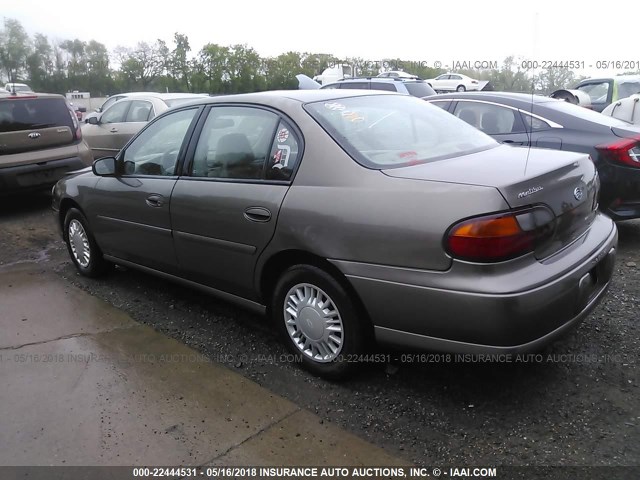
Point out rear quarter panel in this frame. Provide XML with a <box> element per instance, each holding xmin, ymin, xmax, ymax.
<box><xmin>261</xmin><ymin>104</ymin><xmax>510</xmax><ymax>273</ymax></box>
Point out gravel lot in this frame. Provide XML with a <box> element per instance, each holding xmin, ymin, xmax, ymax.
<box><xmin>1</xmin><ymin>192</ymin><xmax>639</xmax><ymax>467</ymax></box>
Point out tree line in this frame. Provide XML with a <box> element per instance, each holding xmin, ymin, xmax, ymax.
<box><xmin>0</xmin><ymin>17</ymin><xmax>598</xmax><ymax>97</ymax></box>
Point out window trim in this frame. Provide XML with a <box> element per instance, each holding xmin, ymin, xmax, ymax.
<box><xmin>180</xmin><ymin>103</ymin><xmax>305</xmax><ymax>185</ymax></box>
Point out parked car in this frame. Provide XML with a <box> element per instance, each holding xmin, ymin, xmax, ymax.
<box><xmin>425</xmin><ymin>91</ymin><xmax>640</xmax><ymax>221</ymax></box>
<box><xmin>4</xmin><ymin>82</ymin><xmax>33</xmax><ymax>93</ymax></box>
<box><xmin>425</xmin><ymin>73</ymin><xmax>481</xmax><ymax>92</ymax></box>
<box><xmin>83</xmin><ymin>91</ymin><xmax>157</xmax><ymax>123</ymax></box>
<box><xmin>52</xmin><ymin>90</ymin><xmax>617</xmax><ymax>378</ymax></box>
<box><xmin>320</xmin><ymin>77</ymin><xmax>436</xmax><ymax>97</ymax></box>
<box><xmin>82</xmin><ymin>93</ymin><xmax>208</xmax><ymax>158</ymax></box>
<box><xmin>574</xmin><ymin>75</ymin><xmax>640</xmax><ymax>112</ymax></box>
<box><xmin>0</xmin><ymin>91</ymin><xmax>93</xmax><ymax>194</ymax></box>
<box><xmin>68</xmin><ymin>102</ymin><xmax>86</xmax><ymax>121</ymax></box>
<box><xmin>602</xmin><ymin>94</ymin><xmax>640</xmax><ymax>125</ymax></box>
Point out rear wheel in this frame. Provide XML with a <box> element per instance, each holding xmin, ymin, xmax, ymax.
<box><xmin>456</xmin><ymin>85</ymin><xmax>466</xmax><ymax>92</ymax></box>
<box><xmin>272</xmin><ymin>264</ymin><xmax>366</xmax><ymax>379</ymax></box>
<box><xmin>63</xmin><ymin>208</ymin><xmax>109</xmax><ymax>277</ymax></box>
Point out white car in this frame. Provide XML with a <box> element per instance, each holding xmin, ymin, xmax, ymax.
<box><xmin>4</xmin><ymin>82</ymin><xmax>33</xmax><ymax>93</ymax></box>
<box><xmin>425</xmin><ymin>73</ymin><xmax>480</xmax><ymax>92</ymax></box>
<box><xmin>377</xmin><ymin>71</ymin><xmax>420</xmax><ymax>79</ymax></box>
<box><xmin>602</xmin><ymin>94</ymin><xmax>640</xmax><ymax>125</ymax></box>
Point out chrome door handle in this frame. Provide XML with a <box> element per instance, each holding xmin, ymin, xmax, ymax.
<box><xmin>145</xmin><ymin>194</ymin><xmax>165</xmax><ymax>207</ymax></box>
<box><xmin>110</xmin><ymin>127</ymin><xmax>118</xmax><ymax>133</ymax></box>
<box><xmin>244</xmin><ymin>207</ymin><xmax>271</xmax><ymax>222</ymax></box>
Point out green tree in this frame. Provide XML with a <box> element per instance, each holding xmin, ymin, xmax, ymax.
<box><xmin>0</xmin><ymin>18</ymin><xmax>32</xmax><ymax>82</ymax></box>
<box><xmin>168</xmin><ymin>33</ymin><xmax>192</xmax><ymax>92</ymax></box>
<box><xmin>115</xmin><ymin>40</ymin><xmax>168</xmax><ymax>90</ymax></box>
<box><xmin>25</xmin><ymin>33</ymin><xmax>53</xmax><ymax>91</ymax></box>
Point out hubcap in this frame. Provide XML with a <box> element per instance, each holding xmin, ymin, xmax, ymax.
<box><xmin>284</xmin><ymin>283</ymin><xmax>344</xmax><ymax>363</ymax></box>
<box><xmin>68</xmin><ymin>219</ymin><xmax>91</xmax><ymax>268</ymax></box>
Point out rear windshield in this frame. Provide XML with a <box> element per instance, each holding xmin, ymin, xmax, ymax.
<box><xmin>0</xmin><ymin>97</ymin><xmax>74</xmax><ymax>132</ymax></box>
<box><xmin>305</xmin><ymin>95</ymin><xmax>498</xmax><ymax>168</ymax></box>
<box><xmin>542</xmin><ymin>99</ymin><xmax>632</xmax><ymax>127</ymax></box>
<box><xmin>164</xmin><ymin>97</ymin><xmax>207</xmax><ymax>108</ymax></box>
<box><xmin>404</xmin><ymin>82</ymin><xmax>436</xmax><ymax>97</ymax></box>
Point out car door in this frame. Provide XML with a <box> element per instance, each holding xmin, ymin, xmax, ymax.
<box><xmin>117</xmin><ymin>99</ymin><xmax>155</xmax><ymax>147</ymax></box>
<box><xmin>452</xmin><ymin>101</ymin><xmax>531</xmax><ymax>145</ymax></box>
<box><xmin>170</xmin><ymin>105</ymin><xmax>301</xmax><ymax>299</ymax></box>
<box><xmin>83</xmin><ymin>100</ymin><xmax>132</xmax><ymax>159</ymax></box>
<box><xmin>88</xmin><ymin>107</ymin><xmax>201</xmax><ymax>274</ymax></box>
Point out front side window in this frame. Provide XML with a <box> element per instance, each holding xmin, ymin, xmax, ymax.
<box><xmin>122</xmin><ymin>108</ymin><xmax>198</xmax><ymax>176</ymax></box>
<box><xmin>370</xmin><ymin>82</ymin><xmax>397</xmax><ymax>92</ymax></box>
<box><xmin>191</xmin><ymin>106</ymin><xmax>279</xmax><ymax>179</ymax></box>
<box><xmin>305</xmin><ymin>95</ymin><xmax>497</xmax><ymax>168</ymax></box>
<box><xmin>101</xmin><ymin>101</ymin><xmax>129</xmax><ymax>124</ymax></box>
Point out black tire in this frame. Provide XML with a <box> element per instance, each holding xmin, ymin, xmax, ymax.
<box><xmin>63</xmin><ymin>208</ymin><xmax>109</xmax><ymax>277</ymax></box>
<box><xmin>272</xmin><ymin>264</ymin><xmax>367</xmax><ymax>379</ymax></box>
<box><xmin>456</xmin><ymin>85</ymin><xmax>466</xmax><ymax>92</ymax></box>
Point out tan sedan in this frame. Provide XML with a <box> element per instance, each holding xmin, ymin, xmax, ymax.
<box><xmin>82</xmin><ymin>93</ymin><xmax>208</xmax><ymax>159</ymax></box>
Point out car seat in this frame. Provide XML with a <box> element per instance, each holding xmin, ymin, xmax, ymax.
<box><xmin>214</xmin><ymin>133</ymin><xmax>258</xmax><ymax>179</ymax></box>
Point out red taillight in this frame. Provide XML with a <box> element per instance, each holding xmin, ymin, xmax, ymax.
<box><xmin>596</xmin><ymin>135</ymin><xmax>640</xmax><ymax>168</ymax></box>
<box><xmin>446</xmin><ymin>209</ymin><xmax>554</xmax><ymax>263</ymax></box>
<box><xmin>67</xmin><ymin>106</ymin><xmax>82</xmax><ymax>140</ymax></box>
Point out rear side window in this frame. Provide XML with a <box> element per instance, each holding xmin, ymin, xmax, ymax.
<box><xmin>338</xmin><ymin>82</ymin><xmax>370</xmax><ymax>90</ymax></box>
<box><xmin>191</xmin><ymin>106</ymin><xmax>279</xmax><ymax>179</ymax></box>
<box><xmin>266</xmin><ymin>120</ymin><xmax>301</xmax><ymax>181</ymax></box>
<box><xmin>0</xmin><ymin>98</ymin><xmax>74</xmax><ymax>132</ymax></box>
<box><xmin>370</xmin><ymin>82</ymin><xmax>397</xmax><ymax>92</ymax></box>
<box><xmin>125</xmin><ymin>100</ymin><xmax>153</xmax><ymax>122</ymax></box>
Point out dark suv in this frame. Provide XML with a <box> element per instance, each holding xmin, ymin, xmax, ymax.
<box><xmin>0</xmin><ymin>92</ymin><xmax>93</xmax><ymax>194</ymax></box>
<box><xmin>321</xmin><ymin>77</ymin><xmax>437</xmax><ymax>97</ymax></box>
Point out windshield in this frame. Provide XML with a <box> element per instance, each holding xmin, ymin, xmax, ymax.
<box><xmin>305</xmin><ymin>95</ymin><xmax>498</xmax><ymax>168</ymax></box>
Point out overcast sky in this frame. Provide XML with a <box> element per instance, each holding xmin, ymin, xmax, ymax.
<box><xmin>2</xmin><ymin>0</ymin><xmax>638</xmax><ymax>77</ymax></box>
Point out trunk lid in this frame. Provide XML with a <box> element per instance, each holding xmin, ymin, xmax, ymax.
<box><xmin>0</xmin><ymin>126</ymin><xmax>74</xmax><ymax>155</ymax></box>
<box><xmin>611</xmin><ymin>125</ymin><xmax>640</xmax><ymax>139</ymax></box>
<box><xmin>383</xmin><ymin>145</ymin><xmax>599</xmax><ymax>259</ymax></box>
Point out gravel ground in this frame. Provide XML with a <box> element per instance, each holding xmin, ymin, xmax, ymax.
<box><xmin>1</xmin><ymin>192</ymin><xmax>639</xmax><ymax>467</ymax></box>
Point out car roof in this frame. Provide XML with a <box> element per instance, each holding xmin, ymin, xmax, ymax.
<box><xmin>426</xmin><ymin>91</ymin><xmax>556</xmax><ymax>104</ymax></box>
<box><xmin>578</xmin><ymin>75</ymin><xmax>640</xmax><ymax>84</ymax></box>
<box><xmin>337</xmin><ymin>76</ymin><xmax>425</xmax><ymax>83</ymax></box>
<box><xmin>180</xmin><ymin>89</ymin><xmax>399</xmax><ymax>106</ymax></box>
<box><xmin>115</xmin><ymin>93</ymin><xmax>209</xmax><ymax>101</ymax></box>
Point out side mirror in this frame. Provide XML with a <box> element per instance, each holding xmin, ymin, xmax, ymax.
<box><xmin>87</xmin><ymin>116</ymin><xmax>99</xmax><ymax>125</ymax></box>
<box><xmin>92</xmin><ymin>157</ymin><xmax>118</xmax><ymax>176</ymax></box>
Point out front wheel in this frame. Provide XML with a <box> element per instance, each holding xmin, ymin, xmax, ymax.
<box><xmin>272</xmin><ymin>265</ymin><xmax>367</xmax><ymax>379</ymax></box>
<box><xmin>63</xmin><ymin>208</ymin><xmax>109</xmax><ymax>277</ymax></box>
<box><xmin>456</xmin><ymin>85</ymin><xmax>466</xmax><ymax>92</ymax></box>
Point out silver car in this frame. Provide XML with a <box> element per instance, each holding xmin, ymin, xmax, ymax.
<box><xmin>52</xmin><ymin>90</ymin><xmax>617</xmax><ymax>378</ymax></box>
<box><xmin>82</xmin><ymin>93</ymin><xmax>208</xmax><ymax>159</ymax></box>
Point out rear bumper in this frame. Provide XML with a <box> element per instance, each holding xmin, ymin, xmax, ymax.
<box><xmin>332</xmin><ymin>213</ymin><xmax>618</xmax><ymax>352</ymax></box>
<box><xmin>0</xmin><ymin>156</ymin><xmax>88</xmax><ymax>195</ymax></box>
<box><xmin>600</xmin><ymin>163</ymin><xmax>640</xmax><ymax>220</ymax></box>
